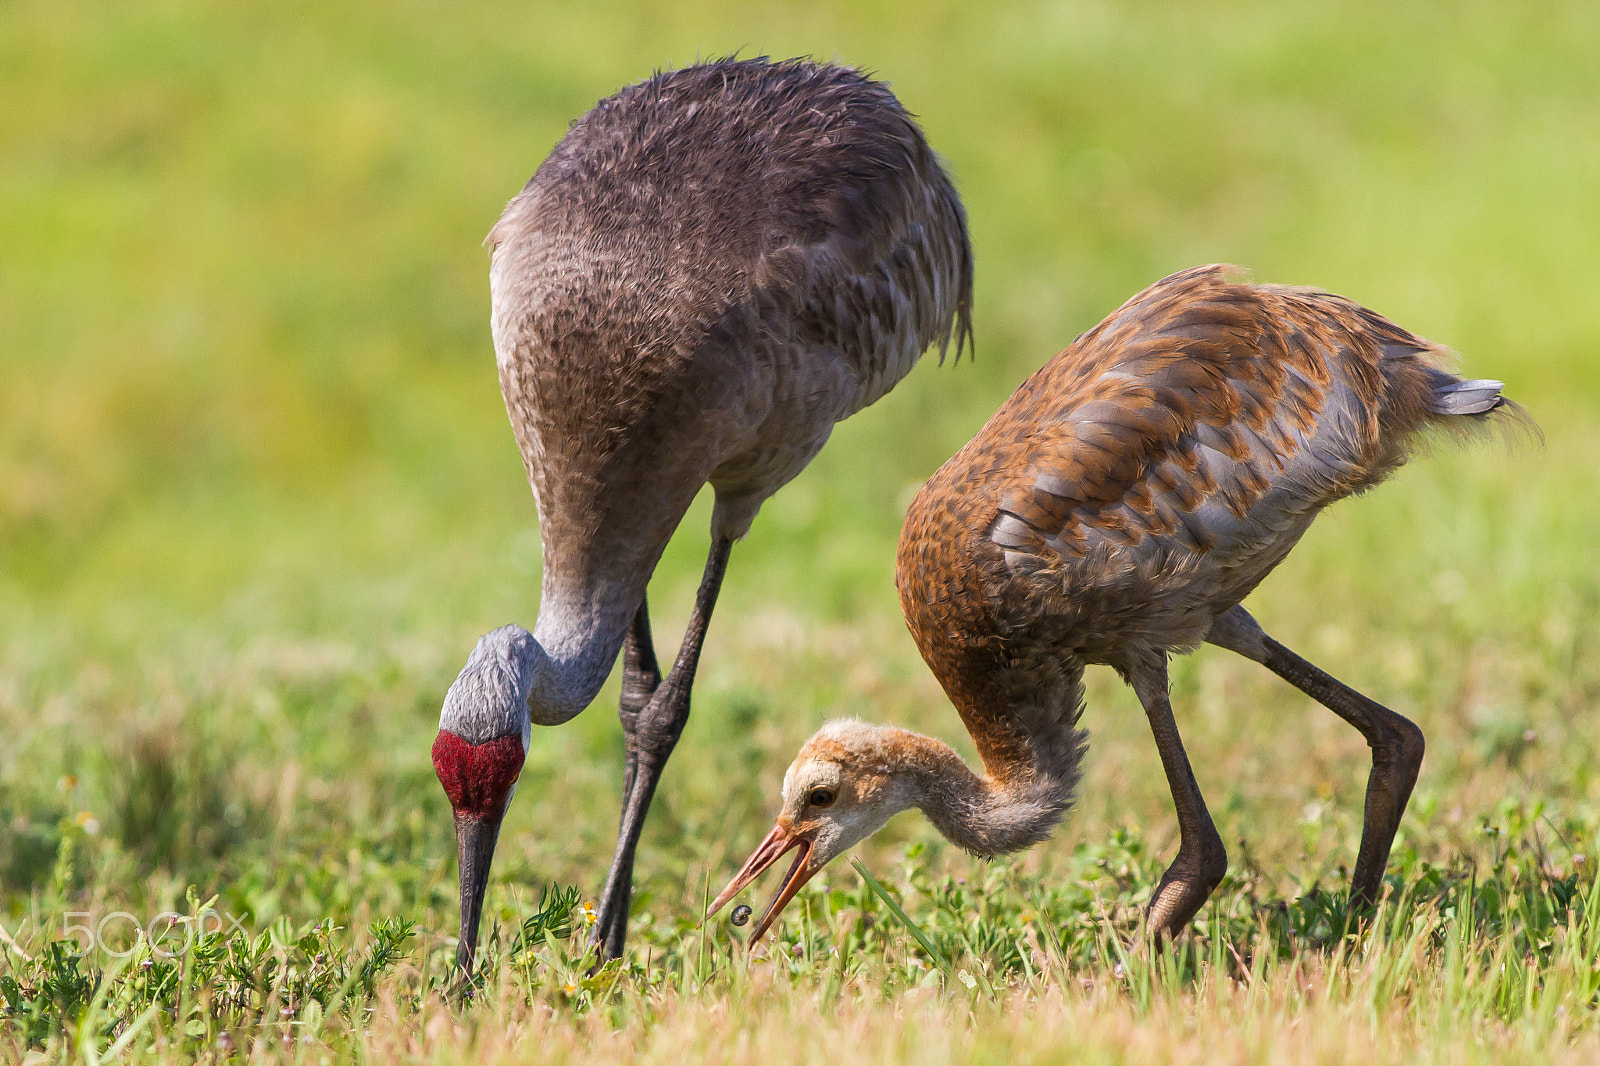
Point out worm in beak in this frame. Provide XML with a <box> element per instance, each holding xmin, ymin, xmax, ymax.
<box><xmin>706</xmin><ymin>822</ymin><xmax>822</xmax><ymax>943</ymax></box>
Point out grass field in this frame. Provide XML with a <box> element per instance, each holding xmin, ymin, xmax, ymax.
<box><xmin>3</xmin><ymin>0</ymin><xmax>1599</xmax><ymax>1061</ymax></box>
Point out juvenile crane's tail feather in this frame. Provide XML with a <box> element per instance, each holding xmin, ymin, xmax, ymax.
<box><xmin>1418</xmin><ymin>370</ymin><xmax>1538</xmax><ymax>444</ymax></box>
<box><xmin>1427</xmin><ymin>378</ymin><xmax>1507</xmax><ymax>416</ymax></box>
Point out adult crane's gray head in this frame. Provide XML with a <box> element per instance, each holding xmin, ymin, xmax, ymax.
<box><xmin>432</xmin><ymin>624</ymin><xmax>538</xmax><ymax>973</ymax></box>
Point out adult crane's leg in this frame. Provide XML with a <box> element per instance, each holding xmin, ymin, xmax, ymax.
<box><xmin>616</xmin><ymin>599</ymin><xmax>662</xmax><ymax>810</ymax></box>
<box><xmin>591</xmin><ymin>537</ymin><xmax>734</xmax><ymax>959</ymax></box>
<box><xmin>1206</xmin><ymin>605</ymin><xmax>1424</xmax><ymax>907</ymax></box>
<box><xmin>1129</xmin><ymin>655</ymin><xmax>1229</xmax><ymax>939</ymax></box>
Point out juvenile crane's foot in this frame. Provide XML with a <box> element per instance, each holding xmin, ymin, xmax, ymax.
<box><xmin>1146</xmin><ymin>835</ymin><xmax>1229</xmax><ymax>941</ymax></box>
<box><xmin>1258</xmin><ymin>636</ymin><xmax>1424</xmax><ymax>908</ymax></box>
<box><xmin>1206</xmin><ymin>606</ymin><xmax>1426</xmax><ymax>912</ymax></box>
<box><xmin>1131</xmin><ymin>655</ymin><xmax>1229</xmax><ymax>942</ymax></box>
<box><xmin>1348</xmin><ymin>723</ymin><xmax>1425</xmax><ymax>907</ymax></box>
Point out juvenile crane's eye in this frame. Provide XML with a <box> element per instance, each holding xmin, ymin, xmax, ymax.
<box><xmin>808</xmin><ymin>787</ymin><xmax>836</xmax><ymax>809</ymax></box>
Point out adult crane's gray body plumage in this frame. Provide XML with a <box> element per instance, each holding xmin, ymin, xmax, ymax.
<box><xmin>433</xmin><ymin>57</ymin><xmax>973</xmax><ymax>968</ymax></box>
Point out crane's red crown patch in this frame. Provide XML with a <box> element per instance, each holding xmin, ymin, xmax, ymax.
<box><xmin>432</xmin><ymin>731</ymin><xmax>524</xmax><ymax>819</ymax></box>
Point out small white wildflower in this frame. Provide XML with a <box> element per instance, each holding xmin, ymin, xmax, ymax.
<box><xmin>956</xmin><ymin>969</ymin><xmax>976</xmax><ymax>989</ymax></box>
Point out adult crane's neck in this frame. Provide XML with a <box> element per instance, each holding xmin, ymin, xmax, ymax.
<box><xmin>441</xmin><ymin>581</ymin><xmax>643</xmax><ymax>735</ymax></box>
<box><xmin>522</xmin><ymin>577</ymin><xmax>641</xmax><ymax>726</ymax></box>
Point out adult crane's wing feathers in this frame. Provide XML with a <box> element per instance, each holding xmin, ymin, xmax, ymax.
<box><xmin>773</xmin><ymin>144</ymin><xmax>973</xmax><ymax>416</ymax></box>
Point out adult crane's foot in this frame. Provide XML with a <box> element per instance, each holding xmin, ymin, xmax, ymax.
<box><xmin>590</xmin><ymin>538</ymin><xmax>734</xmax><ymax>962</ymax></box>
<box><xmin>588</xmin><ymin>673</ymin><xmax>694</xmax><ymax>961</ymax></box>
<box><xmin>588</xmin><ymin>758</ymin><xmax>657</xmax><ymax>961</ymax></box>
<box><xmin>587</xmin><ymin>599</ymin><xmax>664</xmax><ymax>965</ymax></box>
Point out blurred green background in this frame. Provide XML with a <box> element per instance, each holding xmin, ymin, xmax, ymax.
<box><xmin>1</xmin><ymin>0</ymin><xmax>1596</xmax><ymax>932</ymax></box>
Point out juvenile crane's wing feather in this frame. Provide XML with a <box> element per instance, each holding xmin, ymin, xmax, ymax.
<box><xmin>978</xmin><ymin>265</ymin><xmax>1504</xmax><ymax>621</ymax></box>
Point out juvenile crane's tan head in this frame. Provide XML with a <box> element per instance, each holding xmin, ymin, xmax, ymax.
<box><xmin>706</xmin><ymin>720</ymin><xmax>934</xmax><ymax>941</ymax></box>
<box><xmin>709</xmin><ymin>713</ymin><xmax>1078</xmax><ymax>941</ymax></box>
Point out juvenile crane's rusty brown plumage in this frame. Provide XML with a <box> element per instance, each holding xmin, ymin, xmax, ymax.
<box><xmin>431</xmin><ymin>57</ymin><xmax>973</xmax><ymax>970</ymax></box>
<box><xmin>712</xmin><ymin>265</ymin><xmax>1517</xmax><ymax>943</ymax></box>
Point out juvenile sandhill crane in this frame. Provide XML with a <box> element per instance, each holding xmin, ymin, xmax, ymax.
<box><xmin>709</xmin><ymin>264</ymin><xmax>1516</xmax><ymax>943</ymax></box>
<box><xmin>430</xmin><ymin>57</ymin><xmax>973</xmax><ymax>970</ymax></box>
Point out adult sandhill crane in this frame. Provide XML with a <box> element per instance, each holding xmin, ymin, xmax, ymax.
<box><xmin>430</xmin><ymin>57</ymin><xmax>973</xmax><ymax>970</ymax></box>
<box><xmin>709</xmin><ymin>264</ymin><xmax>1518</xmax><ymax>943</ymax></box>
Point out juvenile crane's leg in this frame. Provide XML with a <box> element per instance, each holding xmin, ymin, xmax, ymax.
<box><xmin>1206</xmin><ymin>605</ymin><xmax>1425</xmax><ymax>907</ymax></box>
<box><xmin>1129</xmin><ymin>656</ymin><xmax>1229</xmax><ymax>940</ymax></box>
<box><xmin>591</xmin><ymin>537</ymin><xmax>733</xmax><ymax>959</ymax></box>
<box><xmin>617</xmin><ymin>599</ymin><xmax>663</xmax><ymax>808</ymax></box>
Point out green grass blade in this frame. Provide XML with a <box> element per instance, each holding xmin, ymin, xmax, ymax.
<box><xmin>850</xmin><ymin>858</ymin><xmax>944</xmax><ymax>971</ymax></box>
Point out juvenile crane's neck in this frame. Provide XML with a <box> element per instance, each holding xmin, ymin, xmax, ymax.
<box><xmin>900</xmin><ymin>733</ymin><xmax>1074</xmax><ymax>857</ymax></box>
<box><xmin>915</xmin><ymin>654</ymin><xmax>1088</xmax><ymax>856</ymax></box>
<box><xmin>892</xmin><ymin>487</ymin><xmax>1089</xmax><ymax>856</ymax></box>
<box><xmin>832</xmin><ymin>661</ymin><xmax>1086</xmax><ymax>858</ymax></box>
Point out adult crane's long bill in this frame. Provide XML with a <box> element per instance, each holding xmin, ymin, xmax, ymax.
<box><xmin>706</xmin><ymin>822</ymin><xmax>820</xmax><ymax>943</ymax></box>
<box><xmin>453</xmin><ymin>811</ymin><xmax>502</xmax><ymax>973</ymax></box>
